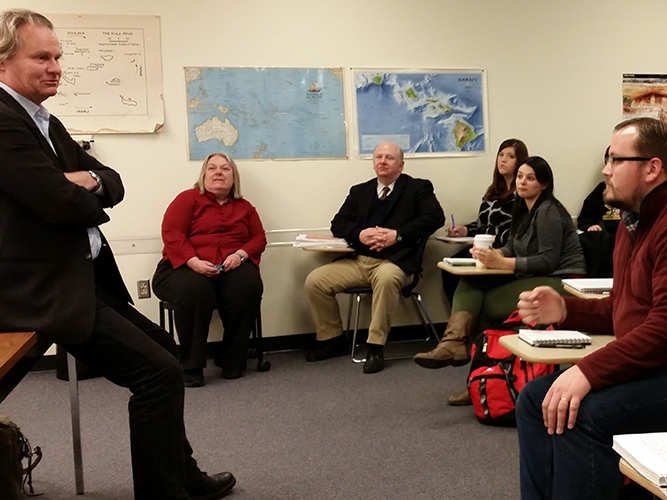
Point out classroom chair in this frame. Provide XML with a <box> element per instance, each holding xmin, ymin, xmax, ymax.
<box><xmin>158</xmin><ymin>301</ymin><xmax>270</xmax><ymax>372</ymax></box>
<box><xmin>341</xmin><ymin>238</ymin><xmax>441</xmax><ymax>362</ymax></box>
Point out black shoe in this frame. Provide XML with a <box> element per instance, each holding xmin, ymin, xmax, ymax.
<box><xmin>184</xmin><ymin>369</ymin><xmax>204</xmax><ymax>388</ymax></box>
<box><xmin>306</xmin><ymin>336</ymin><xmax>347</xmax><ymax>362</ymax></box>
<box><xmin>221</xmin><ymin>370</ymin><xmax>244</xmax><ymax>380</ymax></box>
<box><xmin>188</xmin><ymin>471</ymin><xmax>236</xmax><ymax>500</ymax></box>
<box><xmin>363</xmin><ymin>345</ymin><xmax>384</xmax><ymax>374</ymax></box>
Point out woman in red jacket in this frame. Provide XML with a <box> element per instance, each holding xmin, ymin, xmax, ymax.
<box><xmin>153</xmin><ymin>153</ymin><xmax>266</xmax><ymax>387</ymax></box>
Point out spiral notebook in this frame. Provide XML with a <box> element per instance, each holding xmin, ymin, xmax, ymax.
<box><xmin>518</xmin><ymin>329</ymin><xmax>592</xmax><ymax>347</ymax></box>
<box><xmin>562</xmin><ymin>278</ymin><xmax>613</xmax><ymax>294</ymax></box>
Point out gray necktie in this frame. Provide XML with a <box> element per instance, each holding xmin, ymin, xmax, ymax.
<box><xmin>379</xmin><ymin>186</ymin><xmax>390</xmax><ymax>200</ymax></box>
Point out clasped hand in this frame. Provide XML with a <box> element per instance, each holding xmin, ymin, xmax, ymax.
<box><xmin>359</xmin><ymin>227</ymin><xmax>398</xmax><ymax>251</ymax></box>
<box><xmin>469</xmin><ymin>247</ymin><xmax>505</xmax><ymax>268</ymax></box>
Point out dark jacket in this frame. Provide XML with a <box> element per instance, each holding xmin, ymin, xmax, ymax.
<box><xmin>0</xmin><ymin>88</ymin><xmax>127</xmax><ymax>344</ymax></box>
<box><xmin>331</xmin><ymin>174</ymin><xmax>445</xmax><ymax>274</ymax></box>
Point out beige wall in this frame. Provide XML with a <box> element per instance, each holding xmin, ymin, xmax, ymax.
<box><xmin>5</xmin><ymin>0</ymin><xmax>665</xmax><ymax>340</ymax></box>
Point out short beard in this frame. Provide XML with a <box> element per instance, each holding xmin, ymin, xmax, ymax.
<box><xmin>603</xmin><ymin>186</ymin><xmax>642</xmax><ymax>212</ymax></box>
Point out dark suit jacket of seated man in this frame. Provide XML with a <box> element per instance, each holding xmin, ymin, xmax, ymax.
<box><xmin>0</xmin><ymin>9</ymin><xmax>235</xmax><ymax>500</ymax></box>
<box><xmin>305</xmin><ymin>141</ymin><xmax>445</xmax><ymax>374</ymax></box>
<box><xmin>515</xmin><ymin>117</ymin><xmax>667</xmax><ymax>500</ymax></box>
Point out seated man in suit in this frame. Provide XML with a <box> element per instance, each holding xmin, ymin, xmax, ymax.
<box><xmin>304</xmin><ymin>142</ymin><xmax>445</xmax><ymax>373</ymax></box>
<box><xmin>0</xmin><ymin>9</ymin><xmax>234</xmax><ymax>499</ymax></box>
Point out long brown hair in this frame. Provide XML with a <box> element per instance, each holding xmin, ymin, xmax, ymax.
<box><xmin>483</xmin><ymin>139</ymin><xmax>528</xmax><ymax>201</ymax></box>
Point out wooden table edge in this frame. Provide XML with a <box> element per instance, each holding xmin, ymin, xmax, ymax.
<box><xmin>0</xmin><ymin>331</ymin><xmax>38</xmax><ymax>380</ymax></box>
<box><xmin>620</xmin><ymin>458</ymin><xmax>667</xmax><ymax>498</ymax></box>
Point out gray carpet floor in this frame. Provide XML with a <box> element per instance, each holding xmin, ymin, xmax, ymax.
<box><xmin>1</xmin><ymin>346</ymin><xmax>520</xmax><ymax>499</ymax></box>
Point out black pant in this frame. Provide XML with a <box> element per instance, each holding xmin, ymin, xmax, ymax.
<box><xmin>61</xmin><ymin>285</ymin><xmax>202</xmax><ymax>500</ymax></box>
<box><xmin>152</xmin><ymin>260</ymin><xmax>263</xmax><ymax>374</ymax></box>
<box><xmin>441</xmin><ymin>247</ymin><xmax>470</xmax><ymax>304</ymax></box>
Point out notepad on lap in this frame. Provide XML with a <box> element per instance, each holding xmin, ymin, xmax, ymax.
<box><xmin>562</xmin><ymin>278</ymin><xmax>613</xmax><ymax>294</ymax></box>
<box><xmin>613</xmin><ymin>433</ymin><xmax>667</xmax><ymax>493</ymax></box>
<box><xmin>518</xmin><ymin>329</ymin><xmax>592</xmax><ymax>347</ymax></box>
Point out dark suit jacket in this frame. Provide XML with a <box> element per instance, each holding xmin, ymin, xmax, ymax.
<box><xmin>331</xmin><ymin>174</ymin><xmax>445</xmax><ymax>274</ymax></box>
<box><xmin>0</xmin><ymin>88</ymin><xmax>128</xmax><ymax>345</ymax></box>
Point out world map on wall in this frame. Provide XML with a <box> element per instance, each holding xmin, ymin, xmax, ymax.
<box><xmin>185</xmin><ymin>67</ymin><xmax>347</xmax><ymax>160</ymax></box>
<box><xmin>354</xmin><ymin>71</ymin><xmax>486</xmax><ymax>155</ymax></box>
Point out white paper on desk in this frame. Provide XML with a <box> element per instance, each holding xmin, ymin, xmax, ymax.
<box><xmin>442</xmin><ymin>257</ymin><xmax>477</xmax><ymax>266</ymax></box>
<box><xmin>293</xmin><ymin>234</ymin><xmax>350</xmax><ymax>248</ymax></box>
<box><xmin>614</xmin><ymin>433</ymin><xmax>667</xmax><ymax>491</ymax></box>
<box><xmin>436</xmin><ymin>236</ymin><xmax>475</xmax><ymax>243</ymax></box>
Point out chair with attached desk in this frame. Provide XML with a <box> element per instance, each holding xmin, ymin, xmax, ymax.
<box><xmin>0</xmin><ymin>332</ymin><xmax>84</xmax><ymax>495</ymax></box>
<box><xmin>342</xmin><ymin>238</ymin><xmax>441</xmax><ymax>363</ymax></box>
<box><xmin>159</xmin><ymin>301</ymin><xmax>270</xmax><ymax>372</ymax></box>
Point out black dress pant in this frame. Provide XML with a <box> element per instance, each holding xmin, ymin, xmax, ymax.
<box><xmin>152</xmin><ymin>260</ymin><xmax>263</xmax><ymax>374</ymax></box>
<box><xmin>61</xmin><ymin>285</ymin><xmax>202</xmax><ymax>500</ymax></box>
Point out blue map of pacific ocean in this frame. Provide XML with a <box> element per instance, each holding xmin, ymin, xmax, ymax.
<box><xmin>355</xmin><ymin>72</ymin><xmax>485</xmax><ymax>155</ymax></box>
<box><xmin>186</xmin><ymin>67</ymin><xmax>347</xmax><ymax>160</ymax></box>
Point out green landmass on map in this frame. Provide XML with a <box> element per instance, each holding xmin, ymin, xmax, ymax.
<box><xmin>453</xmin><ymin>121</ymin><xmax>478</xmax><ymax>148</ymax></box>
<box><xmin>405</xmin><ymin>88</ymin><xmax>418</xmax><ymax>99</ymax></box>
<box><xmin>372</xmin><ymin>76</ymin><xmax>384</xmax><ymax>85</ymax></box>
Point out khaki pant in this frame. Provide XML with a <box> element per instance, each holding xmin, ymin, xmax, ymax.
<box><xmin>304</xmin><ymin>255</ymin><xmax>412</xmax><ymax>345</ymax></box>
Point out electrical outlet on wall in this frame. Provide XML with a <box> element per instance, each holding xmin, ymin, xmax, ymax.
<box><xmin>137</xmin><ymin>280</ymin><xmax>151</xmax><ymax>299</ymax></box>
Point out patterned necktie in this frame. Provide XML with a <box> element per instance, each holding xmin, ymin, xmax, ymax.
<box><xmin>379</xmin><ymin>186</ymin><xmax>390</xmax><ymax>200</ymax></box>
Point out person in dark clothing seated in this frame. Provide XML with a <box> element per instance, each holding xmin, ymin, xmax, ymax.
<box><xmin>577</xmin><ymin>147</ymin><xmax>619</xmax><ymax>278</ymax></box>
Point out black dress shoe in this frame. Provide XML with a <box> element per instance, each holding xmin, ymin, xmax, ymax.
<box><xmin>306</xmin><ymin>336</ymin><xmax>347</xmax><ymax>362</ymax></box>
<box><xmin>184</xmin><ymin>369</ymin><xmax>205</xmax><ymax>388</ymax></box>
<box><xmin>188</xmin><ymin>471</ymin><xmax>236</xmax><ymax>500</ymax></box>
<box><xmin>221</xmin><ymin>370</ymin><xmax>244</xmax><ymax>380</ymax></box>
<box><xmin>363</xmin><ymin>345</ymin><xmax>384</xmax><ymax>374</ymax></box>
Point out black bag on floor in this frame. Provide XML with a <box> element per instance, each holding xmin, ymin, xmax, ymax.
<box><xmin>0</xmin><ymin>416</ymin><xmax>42</xmax><ymax>498</ymax></box>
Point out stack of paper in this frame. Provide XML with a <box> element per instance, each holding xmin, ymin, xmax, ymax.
<box><xmin>518</xmin><ymin>329</ymin><xmax>592</xmax><ymax>347</ymax></box>
<box><xmin>293</xmin><ymin>234</ymin><xmax>350</xmax><ymax>249</ymax></box>
<box><xmin>613</xmin><ymin>433</ymin><xmax>667</xmax><ymax>494</ymax></box>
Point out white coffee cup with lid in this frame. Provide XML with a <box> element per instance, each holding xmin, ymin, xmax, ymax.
<box><xmin>473</xmin><ymin>234</ymin><xmax>494</xmax><ymax>268</ymax></box>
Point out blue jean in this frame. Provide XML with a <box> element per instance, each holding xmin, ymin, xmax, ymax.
<box><xmin>516</xmin><ymin>366</ymin><xmax>667</xmax><ymax>500</ymax></box>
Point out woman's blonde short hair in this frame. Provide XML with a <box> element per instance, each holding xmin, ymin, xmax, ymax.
<box><xmin>194</xmin><ymin>153</ymin><xmax>243</xmax><ymax>199</ymax></box>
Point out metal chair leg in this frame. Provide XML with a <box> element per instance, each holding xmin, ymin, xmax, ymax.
<box><xmin>66</xmin><ymin>353</ymin><xmax>84</xmax><ymax>495</ymax></box>
<box><xmin>410</xmin><ymin>293</ymin><xmax>440</xmax><ymax>343</ymax></box>
<box><xmin>350</xmin><ymin>293</ymin><xmax>365</xmax><ymax>363</ymax></box>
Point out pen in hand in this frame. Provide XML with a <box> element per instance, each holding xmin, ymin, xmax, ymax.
<box><xmin>451</xmin><ymin>214</ymin><xmax>456</xmax><ymax>230</ymax></box>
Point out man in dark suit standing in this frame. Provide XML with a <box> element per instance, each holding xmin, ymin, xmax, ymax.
<box><xmin>0</xmin><ymin>10</ymin><xmax>234</xmax><ymax>500</ymax></box>
<box><xmin>305</xmin><ymin>142</ymin><xmax>445</xmax><ymax>373</ymax></box>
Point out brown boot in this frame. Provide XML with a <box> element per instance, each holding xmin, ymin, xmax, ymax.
<box><xmin>447</xmin><ymin>388</ymin><xmax>472</xmax><ymax>406</ymax></box>
<box><xmin>413</xmin><ymin>311</ymin><xmax>475</xmax><ymax>369</ymax></box>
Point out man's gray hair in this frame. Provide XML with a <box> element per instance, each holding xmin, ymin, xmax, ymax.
<box><xmin>0</xmin><ymin>9</ymin><xmax>54</xmax><ymax>63</ymax></box>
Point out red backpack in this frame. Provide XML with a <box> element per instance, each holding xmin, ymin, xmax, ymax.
<box><xmin>467</xmin><ymin>311</ymin><xmax>557</xmax><ymax>427</ymax></box>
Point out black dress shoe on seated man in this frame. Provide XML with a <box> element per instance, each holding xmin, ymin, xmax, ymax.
<box><xmin>363</xmin><ymin>344</ymin><xmax>384</xmax><ymax>374</ymax></box>
<box><xmin>306</xmin><ymin>335</ymin><xmax>348</xmax><ymax>362</ymax></box>
<box><xmin>184</xmin><ymin>368</ymin><xmax>205</xmax><ymax>388</ymax></box>
<box><xmin>187</xmin><ymin>471</ymin><xmax>236</xmax><ymax>500</ymax></box>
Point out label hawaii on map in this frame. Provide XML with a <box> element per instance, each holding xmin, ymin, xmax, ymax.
<box><xmin>354</xmin><ymin>70</ymin><xmax>486</xmax><ymax>156</ymax></box>
<box><xmin>185</xmin><ymin>67</ymin><xmax>347</xmax><ymax>160</ymax></box>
